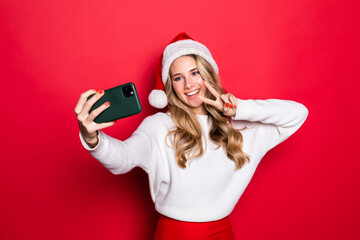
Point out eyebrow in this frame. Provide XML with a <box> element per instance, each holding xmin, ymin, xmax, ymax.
<box><xmin>172</xmin><ymin>68</ymin><xmax>198</xmax><ymax>78</ymax></box>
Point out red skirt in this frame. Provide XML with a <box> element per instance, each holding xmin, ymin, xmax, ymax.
<box><xmin>153</xmin><ymin>215</ymin><xmax>235</xmax><ymax>240</ymax></box>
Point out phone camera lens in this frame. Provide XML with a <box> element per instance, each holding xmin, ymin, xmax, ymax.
<box><xmin>122</xmin><ymin>85</ymin><xmax>135</xmax><ymax>97</ymax></box>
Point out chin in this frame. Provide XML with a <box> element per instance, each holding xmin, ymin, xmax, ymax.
<box><xmin>187</xmin><ymin>102</ymin><xmax>205</xmax><ymax>111</ymax></box>
<box><xmin>184</xmin><ymin>99</ymin><xmax>200</xmax><ymax>107</ymax></box>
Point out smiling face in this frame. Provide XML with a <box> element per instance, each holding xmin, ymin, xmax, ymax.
<box><xmin>169</xmin><ymin>55</ymin><xmax>207</xmax><ymax>115</ymax></box>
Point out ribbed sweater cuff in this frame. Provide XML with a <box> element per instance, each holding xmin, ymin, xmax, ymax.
<box><xmin>79</xmin><ymin>130</ymin><xmax>104</xmax><ymax>152</ymax></box>
<box><xmin>232</xmin><ymin>99</ymin><xmax>252</xmax><ymax>121</ymax></box>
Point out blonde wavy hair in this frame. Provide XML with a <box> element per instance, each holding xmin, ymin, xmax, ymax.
<box><xmin>165</xmin><ymin>54</ymin><xmax>250</xmax><ymax>170</ymax></box>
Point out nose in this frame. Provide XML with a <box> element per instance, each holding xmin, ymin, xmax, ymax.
<box><xmin>184</xmin><ymin>75</ymin><xmax>194</xmax><ymax>89</ymax></box>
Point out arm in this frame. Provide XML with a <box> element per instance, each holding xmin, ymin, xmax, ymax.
<box><xmin>196</xmin><ymin>81</ymin><xmax>308</xmax><ymax>153</ymax></box>
<box><xmin>231</xmin><ymin>99</ymin><xmax>309</xmax><ymax>153</ymax></box>
<box><xmin>75</xmin><ymin>89</ymin><xmax>151</xmax><ymax>174</ymax></box>
<box><xmin>79</xmin><ymin>123</ymin><xmax>152</xmax><ymax>175</ymax></box>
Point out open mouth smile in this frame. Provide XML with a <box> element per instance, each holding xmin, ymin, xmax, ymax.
<box><xmin>185</xmin><ymin>89</ymin><xmax>200</xmax><ymax>96</ymax></box>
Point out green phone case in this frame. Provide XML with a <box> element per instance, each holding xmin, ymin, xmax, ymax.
<box><xmin>87</xmin><ymin>82</ymin><xmax>142</xmax><ymax>123</ymax></box>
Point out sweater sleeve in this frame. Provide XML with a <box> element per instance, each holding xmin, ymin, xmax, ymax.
<box><xmin>78</xmin><ymin>122</ymin><xmax>152</xmax><ymax>175</ymax></box>
<box><xmin>231</xmin><ymin>99</ymin><xmax>308</xmax><ymax>154</ymax></box>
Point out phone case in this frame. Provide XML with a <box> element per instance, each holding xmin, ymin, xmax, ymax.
<box><xmin>87</xmin><ymin>82</ymin><xmax>142</xmax><ymax>123</ymax></box>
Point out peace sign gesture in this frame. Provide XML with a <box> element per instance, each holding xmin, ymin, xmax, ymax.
<box><xmin>198</xmin><ymin>80</ymin><xmax>238</xmax><ymax>117</ymax></box>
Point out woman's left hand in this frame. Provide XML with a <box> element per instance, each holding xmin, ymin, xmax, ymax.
<box><xmin>198</xmin><ymin>80</ymin><xmax>238</xmax><ymax>117</ymax></box>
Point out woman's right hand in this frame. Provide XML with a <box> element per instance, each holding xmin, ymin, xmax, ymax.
<box><xmin>74</xmin><ymin>89</ymin><xmax>116</xmax><ymax>148</ymax></box>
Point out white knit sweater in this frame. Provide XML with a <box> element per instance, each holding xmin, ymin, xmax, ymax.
<box><xmin>79</xmin><ymin>99</ymin><xmax>308</xmax><ymax>222</ymax></box>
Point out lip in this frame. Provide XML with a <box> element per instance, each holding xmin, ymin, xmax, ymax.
<box><xmin>185</xmin><ymin>89</ymin><xmax>200</xmax><ymax>95</ymax></box>
<box><xmin>185</xmin><ymin>89</ymin><xmax>200</xmax><ymax>99</ymax></box>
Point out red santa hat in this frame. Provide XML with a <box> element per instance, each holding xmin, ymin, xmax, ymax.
<box><xmin>148</xmin><ymin>32</ymin><xmax>219</xmax><ymax>109</ymax></box>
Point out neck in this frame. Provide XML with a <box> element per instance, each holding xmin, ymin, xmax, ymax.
<box><xmin>190</xmin><ymin>105</ymin><xmax>207</xmax><ymax>115</ymax></box>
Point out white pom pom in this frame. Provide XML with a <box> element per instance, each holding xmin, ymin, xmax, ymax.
<box><xmin>148</xmin><ymin>89</ymin><xmax>168</xmax><ymax>109</ymax></box>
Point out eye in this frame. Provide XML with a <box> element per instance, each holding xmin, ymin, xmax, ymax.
<box><xmin>173</xmin><ymin>76</ymin><xmax>182</xmax><ymax>81</ymax></box>
<box><xmin>192</xmin><ymin>71</ymin><xmax>200</xmax><ymax>76</ymax></box>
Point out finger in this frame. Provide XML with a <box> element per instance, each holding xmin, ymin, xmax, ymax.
<box><xmin>93</xmin><ymin>120</ymin><xmax>117</xmax><ymax>131</ymax></box>
<box><xmin>78</xmin><ymin>90</ymin><xmax>105</xmax><ymax>121</ymax></box>
<box><xmin>75</xmin><ymin>89</ymin><xmax>97</xmax><ymax>115</ymax></box>
<box><xmin>223</xmin><ymin>94</ymin><xmax>238</xmax><ymax>117</ymax></box>
<box><xmin>203</xmin><ymin>80</ymin><xmax>219</xmax><ymax>98</ymax></box>
<box><xmin>220</xmin><ymin>94</ymin><xmax>230</xmax><ymax>104</ymax></box>
<box><xmin>198</xmin><ymin>95</ymin><xmax>218</xmax><ymax>107</ymax></box>
<box><xmin>85</xmin><ymin>120</ymin><xmax>117</xmax><ymax>134</ymax></box>
<box><xmin>220</xmin><ymin>94</ymin><xmax>231</xmax><ymax>110</ymax></box>
<box><xmin>228</xmin><ymin>94</ymin><xmax>238</xmax><ymax>109</ymax></box>
<box><xmin>85</xmin><ymin>101</ymin><xmax>111</xmax><ymax>123</ymax></box>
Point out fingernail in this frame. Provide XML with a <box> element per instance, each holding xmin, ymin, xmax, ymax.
<box><xmin>230</xmin><ymin>104</ymin><xmax>233</xmax><ymax>108</ymax></box>
<box><xmin>234</xmin><ymin>105</ymin><xmax>237</xmax><ymax>109</ymax></box>
<box><xmin>105</xmin><ymin>101</ymin><xmax>110</xmax><ymax>106</ymax></box>
<box><xmin>225</xmin><ymin>103</ymin><xmax>229</xmax><ymax>107</ymax></box>
<box><xmin>98</xmin><ymin>90</ymin><xmax>104</xmax><ymax>94</ymax></box>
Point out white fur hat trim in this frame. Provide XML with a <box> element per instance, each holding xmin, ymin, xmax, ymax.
<box><xmin>161</xmin><ymin>39</ymin><xmax>219</xmax><ymax>84</ymax></box>
<box><xmin>148</xmin><ymin>89</ymin><xmax>168</xmax><ymax>109</ymax></box>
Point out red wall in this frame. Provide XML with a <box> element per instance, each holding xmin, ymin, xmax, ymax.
<box><xmin>1</xmin><ymin>0</ymin><xmax>359</xmax><ymax>239</ymax></box>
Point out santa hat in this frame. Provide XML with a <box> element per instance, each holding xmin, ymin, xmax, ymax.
<box><xmin>148</xmin><ymin>32</ymin><xmax>219</xmax><ymax>109</ymax></box>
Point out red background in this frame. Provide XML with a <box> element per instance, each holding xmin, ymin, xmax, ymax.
<box><xmin>1</xmin><ymin>0</ymin><xmax>359</xmax><ymax>239</ymax></box>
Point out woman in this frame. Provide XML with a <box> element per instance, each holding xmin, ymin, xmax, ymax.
<box><xmin>75</xmin><ymin>33</ymin><xmax>308</xmax><ymax>240</ymax></box>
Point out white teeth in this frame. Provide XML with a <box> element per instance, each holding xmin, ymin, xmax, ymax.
<box><xmin>186</xmin><ymin>90</ymin><xmax>200</xmax><ymax>96</ymax></box>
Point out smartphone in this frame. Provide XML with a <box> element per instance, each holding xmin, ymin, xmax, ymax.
<box><xmin>87</xmin><ymin>82</ymin><xmax>142</xmax><ymax>123</ymax></box>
